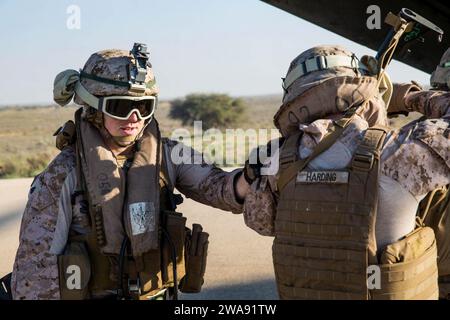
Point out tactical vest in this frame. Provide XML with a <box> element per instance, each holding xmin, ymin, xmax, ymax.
<box><xmin>274</xmin><ymin>125</ymin><xmax>439</xmax><ymax>300</ymax></box>
<box><xmin>56</xmin><ymin>110</ymin><xmax>206</xmax><ymax>300</ymax></box>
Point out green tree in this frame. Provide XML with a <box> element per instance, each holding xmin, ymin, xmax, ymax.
<box><xmin>169</xmin><ymin>93</ymin><xmax>245</xmax><ymax>128</ymax></box>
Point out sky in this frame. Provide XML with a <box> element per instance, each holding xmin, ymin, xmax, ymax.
<box><xmin>0</xmin><ymin>0</ymin><xmax>431</xmax><ymax>106</ymax></box>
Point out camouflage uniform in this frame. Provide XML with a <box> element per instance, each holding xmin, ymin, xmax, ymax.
<box><xmin>243</xmin><ymin>46</ymin><xmax>450</xmax><ymax>270</ymax></box>
<box><xmin>244</xmin><ymin>91</ymin><xmax>450</xmax><ymax>233</ymax></box>
<box><xmin>12</xmin><ymin>139</ymin><xmax>243</xmax><ymax>300</ymax></box>
<box><xmin>11</xmin><ymin>47</ymin><xmax>244</xmax><ymax>300</ymax></box>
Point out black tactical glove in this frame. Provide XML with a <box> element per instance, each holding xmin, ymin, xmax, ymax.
<box><xmin>0</xmin><ymin>273</ymin><xmax>12</xmax><ymax>300</ymax></box>
<box><xmin>243</xmin><ymin>139</ymin><xmax>284</xmax><ymax>185</ymax></box>
<box><xmin>179</xmin><ymin>224</ymin><xmax>209</xmax><ymax>293</ymax></box>
<box><xmin>243</xmin><ymin>158</ymin><xmax>262</xmax><ymax>185</ymax></box>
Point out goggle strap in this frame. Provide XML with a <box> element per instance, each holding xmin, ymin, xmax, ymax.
<box><xmin>74</xmin><ymin>81</ymin><xmax>101</xmax><ymax>111</ymax></box>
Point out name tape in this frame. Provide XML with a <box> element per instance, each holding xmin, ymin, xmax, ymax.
<box><xmin>297</xmin><ymin>171</ymin><xmax>349</xmax><ymax>184</ymax></box>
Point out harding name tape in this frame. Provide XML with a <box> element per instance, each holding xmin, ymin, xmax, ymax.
<box><xmin>297</xmin><ymin>171</ymin><xmax>349</xmax><ymax>184</ymax></box>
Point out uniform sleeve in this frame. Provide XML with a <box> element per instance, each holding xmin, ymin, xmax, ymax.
<box><xmin>243</xmin><ymin>176</ymin><xmax>278</xmax><ymax>236</ymax></box>
<box><xmin>405</xmin><ymin>90</ymin><xmax>450</xmax><ymax>118</ymax></box>
<box><xmin>165</xmin><ymin>139</ymin><xmax>243</xmax><ymax>214</ymax></box>
<box><xmin>243</xmin><ymin>142</ymin><xmax>281</xmax><ymax>237</ymax></box>
<box><xmin>11</xmin><ymin>148</ymin><xmax>76</xmax><ymax>300</ymax></box>
<box><xmin>381</xmin><ymin>117</ymin><xmax>450</xmax><ymax>197</ymax></box>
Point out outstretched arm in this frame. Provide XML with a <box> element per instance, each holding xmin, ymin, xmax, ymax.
<box><xmin>404</xmin><ymin>90</ymin><xmax>450</xmax><ymax>118</ymax></box>
<box><xmin>388</xmin><ymin>84</ymin><xmax>450</xmax><ymax>118</ymax></box>
<box><xmin>165</xmin><ymin>139</ymin><xmax>246</xmax><ymax>214</ymax></box>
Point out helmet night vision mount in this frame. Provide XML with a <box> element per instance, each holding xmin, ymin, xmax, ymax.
<box><xmin>129</xmin><ymin>42</ymin><xmax>150</xmax><ymax>94</ymax></box>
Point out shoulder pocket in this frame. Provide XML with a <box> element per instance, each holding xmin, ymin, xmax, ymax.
<box><xmin>30</xmin><ymin>181</ymin><xmax>57</xmax><ymax>211</ymax></box>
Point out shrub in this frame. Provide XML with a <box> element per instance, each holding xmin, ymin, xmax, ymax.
<box><xmin>0</xmin><ymin>153</ymin><xmax>52</xmax><ymax>178</ymax></box>
<box><xmin>169</xmin><ymin>93</ymin><xmax>245</xmax><ymax>129</ymax></box>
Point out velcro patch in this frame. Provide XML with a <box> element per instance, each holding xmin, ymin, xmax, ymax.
<box><xmin>297</xmin><ymin>171</ymin><xmax>349</xmax><ymax>184</ymax></box>
<box><xmin>129</xmin><ymin>202</ymin><xmax>155</xmax><ymax>235</ymax></box>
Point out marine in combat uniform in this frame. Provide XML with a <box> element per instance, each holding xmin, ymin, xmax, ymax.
<box><xmin>11</xmin><ymin>44</ymin><xmax>250</xmax><ymax>300</ymax></box>
<box><xmin>243</xmin><ymin>45</ymin><xmax>449</xmax><ymax>300</ymax></box>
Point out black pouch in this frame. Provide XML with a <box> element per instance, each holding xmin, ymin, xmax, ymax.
<box><xmin>179</xmin><ymin>224</ymin><xmax>209</xmax><ymax>293</ymax></box>
<box><xmin>58</xmin><ymin>241</ymin><xmax>91</xmax><ymax>300</ymax></box>
<box><xmin>160</xmin><ymin>210</ymin><xmax>187</xmax><ymax>285</ymax></box>
<box><xmin>0</xmin><ymin>273</ymin><xmax>12</xmax><ymax>300</ymax></box>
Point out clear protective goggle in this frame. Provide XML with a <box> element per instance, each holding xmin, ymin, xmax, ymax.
<box><xmin>74</xmin><ymin>81</ymin><xmax>157</xmax><ymax>120</ymax></box>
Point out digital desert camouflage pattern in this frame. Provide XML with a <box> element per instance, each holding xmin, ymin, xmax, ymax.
<box><xmin>242</xmin><ymin>178</ymin><xmax>277</xmax><ymax>236</ymax></box>
<box><xmin>11</xmin><ymin>140</ymin><xmax>243</xmax><ymax>300</ymax></box>
<box><xmin>74</xmin><ymin>49</ymin><xmax>159</xmax><ymax>107</ymax></box>
<box><xmin>405</xmin><ymin>91</ymin><xmax>450</xmax><ymax>119</ymax></box>
<box><xmin>382</xmin><ymin>120</ymin><xmax>450</xmax><ymax>196</ymax></box>
<box><xmin>11</xmin><ymin>147</ymin><xmax>76</xmax><ymax>300</ymax></box>
<box><xmin>162</xmin><ymin>139</ymin><xmax>243</xmax><ymax>214</ymax></box>
<box><xmin>243</xmin><ymin>90</ymin><xmax>450</xmax><ymax>236</ymax></box>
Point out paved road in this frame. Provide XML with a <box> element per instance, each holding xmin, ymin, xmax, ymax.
<box><xmin>0</xmin><ymin>176</ymin><xmax>278</xmax><ymax>299</ymax></box>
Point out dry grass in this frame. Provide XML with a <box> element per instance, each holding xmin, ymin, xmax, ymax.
<box><xmin>0</xmin><ymin>95</ymin><xmax>420</xmax><ymax>178</ymax></box>
<box><xmin>0</xmin><ymin>106</ymin><xmax>75</xmax><ymax>178</ymax></box>
<box><xmin>0</xmin><ymin>96</ymin><xmax>282</xmax><ymax>178</ymax></box>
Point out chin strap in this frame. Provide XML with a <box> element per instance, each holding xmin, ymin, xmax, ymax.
<box><xmin>110</xmin><ymin>116</ymin><xmax>153</xmax><ymax>148</ymax></box>
<box><xmin>112</xmin><ymin>135</ymin><xmax>137</xmax><ymax>147</ymax></box>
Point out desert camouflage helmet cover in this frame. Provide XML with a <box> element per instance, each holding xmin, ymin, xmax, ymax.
<box><xmin>430</xmin><ymin>47</ymin><xmax>450</xmax><ymax>89</ymax></box>
<box><xmin>274</xmin><ymin>45</ymin><xmax>382</xmax><ymax>137</ymax></box>
<box><xmin>53</xmin><ymin>44</ymin><xmax>159</xmax><ymax>108</ymax></box>
<box><xmin>73</xmin><ymin>48</ymin><xmax>159</xmax><ymax>105</ymax></box>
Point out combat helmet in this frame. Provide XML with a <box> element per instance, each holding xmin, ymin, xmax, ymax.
<box><xmin>54</xmin><ymin>43</ymin><xmax>159</xmax><ymax>121</ymax></box>
<box><xmin>430</xmin><ymin>47</ymin><xmax>450</xmax><ymax>90</ymax></box>
<box><xmin>53</xmin><ymin>43</ymin><xmax>159</xmax><ymax>146</ymax></box>
<box><xmin>274</xmin><ymin>45</ymin><xmax>385</xmax><ymax>137</ymax></box>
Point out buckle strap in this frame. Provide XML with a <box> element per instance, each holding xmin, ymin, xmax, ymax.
<box><xmin>352</xmin><ymin>148</ymin><xmax>375</xmax><ymax>171</ymax></box>
<box><xmin>351</xmin><ymin>126</ymin><xmax>388</xmax><ymax>172</ymax></box>
<box><xmin>278</xmin><ymin>131</ymin><xmax>302</xmax><ymax>167</ymax></box>
<box><xmin>128</xmin><ymin>277</ymin><xmax>141</xmax><ymax>296</ymax></box>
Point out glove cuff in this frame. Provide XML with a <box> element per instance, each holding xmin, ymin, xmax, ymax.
<box><xmin>388</xmin><ymin>82</ymin><xmax>422</xmax><ymax>114</ymax></box>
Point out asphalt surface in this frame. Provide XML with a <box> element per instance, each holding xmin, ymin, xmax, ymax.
<box><xmin>0</xmin><ymin>176</ymin><xmax>278</xmax><ymax>300</ymax></box>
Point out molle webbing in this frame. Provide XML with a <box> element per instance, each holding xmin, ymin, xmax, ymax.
<box><xmin>372</xmin><ymin>240</ymin><xmax>438</xmax><ymax>300</ymax></box>
<box><xmin>274</xmin><ymin>126</ymin><xmax>387</xmax><ymax>300</ymax></box>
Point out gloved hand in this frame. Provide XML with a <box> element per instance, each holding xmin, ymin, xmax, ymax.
<box><xmin>243</xmin><ymin>140</ymin><xmax>279</xmax><ymax>185</ymax></box>
<box><xmin>179</xmin><ymin>224</ymin><xmax>209</xmax><ymax>293</ymax></box>
<box><xmin>243</xmin><ymin>158</ymin><xmax>262</xmax><ymax>185</ymax></box>
<box><xmin>387</xmin><ymin>81</ymin><xmax>422</xmax><ymax>116</ymax></box>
